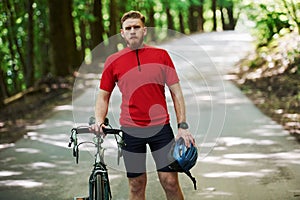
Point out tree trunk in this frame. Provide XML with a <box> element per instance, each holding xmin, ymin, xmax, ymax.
<box><xmin>3</xmin><ymin>0</ymin><xmax>22</xmax><ymax>94</ymax></box>
<box><xmin>35</xmin><ymin>1</ymin><xmax>50</xmax><ymax>77</ymax></box>
<box><xmin>109</xmin><ymin>0</ymin><xmax>118</xmax><ymax>37</ymax></box>
<box><xmin>227</xmin><ymin>4</ymin><xmax>236</xmax><ymax>30</ymax></box>
<box><xmin>212</xmin><ymin>0</ymin><xmax>217</xmax><ymax>31</ymax></box>
<box><xmin>118</xmin><ymin>0</ymin><xmax>127</xmax><ymax>15</ymax></box>
<box><xmin>220</xmin><ymin>3</ymin><xmax>236</xmax><ymax>30</ymax></box>
<box><xmin>91</xmin><ymin>0</ymin><xmax>104</xmax><ymax>49</ymax></box>
<box><xmin>189</xmin><ymin>4</ymin><xmax>198</xmax><ymax>33</ymax></box>
<box><xmin>147</xmin><ymin>4</ymin><xmax>156</xmax><ymax>41</ymax></box>
<box><xmin>166</xmin><ymin>7</ymin><xmax>174</xmax><ymax>30</ymax></box>
<box><xmin>220</xmin><ymin>6</ymin><xmax>226</xmax><ymax>30</ymax></box>
<box><xmin>179</xmin><ymin>12</ymin><xmax>185</xmax><ymax>33</ymax></box>
<box><xmin>148</xmin><ymin>6</ymin><xmax>155</xmax><ymax>28</ymax></box>
<box><xmin>198</xmin><ymin>0</ymin><xmax>204</xmax><ymax>32</ymax></box>
<box><xmin>0</xmin><ymin>69</ymin><xmax>8</xmax><ymax>107</ymax></box>
<box><xmin>79</xmin><ymin>20</ymin><xmax>87</xmax><ymax>59</ymax></box>
<box><xmin>25</xmin><ymin>0</ymin><xmax>34</xmax><ymax>87</ymax></box>
<box><xmin>48</xmin><ymin>0</ymin><xmax>79</xmax><ymax>76</ymax></box>
<box><xmin>66</xmin><ymin>0</ymin><xmax>82</xmax><ymax>70</ymax></box>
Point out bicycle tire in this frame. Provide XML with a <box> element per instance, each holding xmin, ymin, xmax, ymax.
<box><xmin>95</xmin><ymin>174</ymin><xmax>103</xmax><ymax>200</ymax></box>
<box><xmin>95</xmin><ymin>174</ymin><xmax>111</xmax><ymax>200</ymax></box>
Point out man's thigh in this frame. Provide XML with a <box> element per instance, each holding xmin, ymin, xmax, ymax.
<box><xmin>148</xmin><ymin>124</ymin><xmax>175</xmax><ymax>171</ymax></box>
<box><xmin>122</xmin><ymin>132</ymin><xmax>147</xmax><ymax>177</ymax></box>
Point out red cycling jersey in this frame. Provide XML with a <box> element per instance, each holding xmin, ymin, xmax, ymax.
<box><xmin>100</xmin><ymin>45</ymin><xmax>179</xmax><ymax>127</ymax></box>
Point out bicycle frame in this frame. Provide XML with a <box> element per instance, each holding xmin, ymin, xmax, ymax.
<box><xmin>68</xmin><ymin>120</ymin><xmax>123</xmax><ymax>200</ymax></box>
<box><xmin>88</xmin><ymin>134</ymin><xmax>111</xmax><ymax>200</ymax></box>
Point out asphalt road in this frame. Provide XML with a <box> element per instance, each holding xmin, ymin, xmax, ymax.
<box><xmin>1</xmin><ymin>31</ymin><xmax>300</xmax><ymax>200</ymax></box>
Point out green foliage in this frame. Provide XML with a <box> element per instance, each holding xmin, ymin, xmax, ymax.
<box><xmin>0</xmin><ymin>0</ymin><xmax>242</xmax><ymax>102</ymax></box>
<box><xmin>243</xmin><ymin>0</ymin><xmax>299</xmax><ymax>47</ymax></box>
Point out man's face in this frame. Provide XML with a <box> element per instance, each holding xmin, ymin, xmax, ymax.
<box><xmin>121</xmin><ymin>18</ymin><xmax>147</xmax><ymax>50</ymax></box>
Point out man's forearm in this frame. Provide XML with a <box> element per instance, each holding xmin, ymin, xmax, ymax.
<box><xmin>95</xmin><ymin>89</ymin><xmax>111</xmax><ymax>124</ymax></box>
<box><xmin>169</xmin><ymin>83</ymin><xmax>186</xmax><ymax>123</ymax></box>
<box><xmin>169</xmin><ymin>83</ymin><xmax>195</xmax><ymax>146</ymax></box>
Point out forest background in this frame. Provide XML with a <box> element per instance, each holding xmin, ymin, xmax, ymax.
<box><xmin>0</xmin><ymin>0</ymin><xmax>299</xmax><ymax>142</ymax></box>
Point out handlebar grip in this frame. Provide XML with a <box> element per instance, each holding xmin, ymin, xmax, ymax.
<box><xmin>73</xmin><ymin>127</ymin><xmax>121</xmax><ymax>135</ymax></box>
<box><xmin>102</xmin><ymin>127</ymin><xmax>122</xmax><ymax>135</ymax></box>
<box><xmin>75</xmin><ymin>127</ymin><xmax>91</xmax><ymax>134</ymax></box>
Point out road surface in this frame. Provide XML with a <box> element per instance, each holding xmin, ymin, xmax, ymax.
<box><xmin>0</xmin><ymin>31</ymin><xmax>300</xmax><ymax>200</ymax></box>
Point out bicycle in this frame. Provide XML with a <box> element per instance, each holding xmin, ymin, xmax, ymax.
<box><xmin>68</xmin><ymin>117</ymin><xmax>124</xmax><ymax>200</ymax></box>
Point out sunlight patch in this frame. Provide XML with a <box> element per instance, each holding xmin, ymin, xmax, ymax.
<box><xmin>0</xmin><ymin>143</ymin><xmax>15</xmax><ymax>150</ymax></box>
<box><xmin>0</xmin><ymin>180</ymin><xmax>43</xmax><ymax>188</ymax></box>
<box><xmin>0</xmin><ymin>171</ymin><xmax>22</xmax><ymax>177</ymax></box>
<box><xmin>108</xmin><ymin>174</ymin><xmax>123</xmax><ymax>180</ymax></box>
<box><xmin>58</xmin><ymin>171</ymin><xmax>76</xmax><ymax>175</ymax></box>
<box><xmin>201</xmin><ymin>156</ymin><xmax>249</xmax><ymax>166</ymax></box>
<box><xmin>29</xmin><ymin>162</ymin><xmax>56</xmax><ymax>169</ymax></box>
<box><xmin>218</xmin><ymin>137</ymin><xmax>276</xmax><ymax>146</ymax></box>
<box><xmin>15</xmin><ymin>148</ymin><xmax>40</xmax><ymax>154</ymax></box>
<box><xmin>54</xmin><ymin>105</ymin><xmax>73</xmax><ymax>111</ymax></box>
<box><xmin>203</xmin><ymin>169</ymin><xmax>274</xmax><ymax>178</ymax></box>
<box><xmin>224</xmin><ymin>153</ymin><xmax>269</xmax><ymax>159</ymax></box>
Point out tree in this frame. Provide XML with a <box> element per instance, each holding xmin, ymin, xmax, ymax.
<box><xmin>189</xmin><ymin>0</ymin><xmax>199</xmax><ymax>33</ymax></box>
<box><xmin>25</xmin><ymin>0</ymin><xmax>34</xmax><ymax>87</ymax></box>
<box><xmin>212</xmin><ymin>0</ymin><xmax>217</xmax><ymax>31</ymax></box>
<box><xmin>219</xmin><ymin>0</ymin><xmax>238</xmax><ymax>30</ymax></box>
<box><xmin>48</xmin><ymin>0</ymin><xmax>80</xmax><ymax>76</ymax></box>
<box><xmin>198</xmin><ymin>0</ymin><xmax>205</xmax><ymax>32</ymax></box>
<box><xmin>3</xmin><ymin>0</ymin><xmax>25</xmax><ymax>94</ymax></box>
<box><xmin>109</xmin><ymin>0</ymin><xmax>118</xmax><ymax>37</ymax></box>
<box><xmin>0</xmin><ymin>69</ymin><xmax>8</xmax><ymax>107</ymax></box>
<box><xmin>90</xmin><ymin>0</ymin><xmax>105</xmax><ymax>49</ymax></box>
<box><xmin>146</xmin><ymin>1</ymin><xmax>156</xmax><ymax>28</ymax></box>
<box><xmin>0</xmin><ymin>0</ymin><xmax>248</xmax><ymax>106</ymax></box>
<box><xmin>281</xmin><ymin>0</ymin><xmax>300</xmax><ymax>34</ymax></box>
<box><xmin>244</xmin><ymin>1</ymin><xmax>295</xmax><ymax>46</ymax></box>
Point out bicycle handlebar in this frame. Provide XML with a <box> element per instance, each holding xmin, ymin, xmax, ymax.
<box><xmin>68</xmin><ymin>117</ymin><xmax>125</xmax><ymax>164</ymax></box>
<box><xmin>68</xmin><ymin>117</ymin><xmax>123</xmax><ymax>149</ymax></box>
<box><xmin>74</xmin><ymin>127</ymin><xmax>122</xmax><ymax>135</ymax></box>
<box><xmin>68</xmin><ymin>126</ymin><xmax>122</xmax><ymax>148</ymax></box>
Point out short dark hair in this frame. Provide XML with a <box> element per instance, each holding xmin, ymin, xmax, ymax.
<box><xmin>121</xmin><ymin>11</ymin><xmax>145</xmax><ymax>26</ymax></box>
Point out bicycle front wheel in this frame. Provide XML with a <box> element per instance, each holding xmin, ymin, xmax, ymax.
<box><xmin>95</xmin><ymin>173</ymin><xmax>111</xmax><ymax>200</ymax></box>
<box><xmin>95</xmin><ymin>174</ymin><xmax>103</xmax><ymax>200</ymax></box>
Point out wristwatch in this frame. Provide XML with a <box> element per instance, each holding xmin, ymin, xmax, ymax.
<box><xmin>178</xmin><ymin>122</ymin><xmax>189</xmax><ymax>129</ymax></box>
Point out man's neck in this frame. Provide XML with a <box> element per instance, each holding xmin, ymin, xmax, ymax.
<box><xmin>128</xmin><ymin>43</ymin><xmax>144</xmax><ymax>50</ymax></box>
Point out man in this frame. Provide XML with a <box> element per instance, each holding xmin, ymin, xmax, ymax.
<box><xmin>91</xmin><ymin>11</ymin><xmax>195</xmax><ymax>200</ymax></box>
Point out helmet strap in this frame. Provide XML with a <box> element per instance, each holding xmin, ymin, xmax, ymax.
<box><xmin>184</xmin><ymin>170</ymin><xmax>197</xmax><ymax>190</ymax></box>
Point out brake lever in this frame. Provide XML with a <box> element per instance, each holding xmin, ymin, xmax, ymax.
<box><xmin>116</xmin><ymin>133</ymin><xmax>125</xmax><ymax>165</ymax></box>
<box><xmin>117</xmin><ymin>148</ymin><xmax>121</xmax><ymax>165</ymax></box>
<box><xmin>68</xmin><ymin>129</ymin><xmax>76</xmax><ymax>147</ymax></box>
<box><xmin>68</xmin><ymin>136</ymin><xmax>73</xmax><ymax>147</ymax></box>
<box><xmin>75</xmin><ymin>145</ymin><xmax>79</xmax><ymax>164</ymax></box>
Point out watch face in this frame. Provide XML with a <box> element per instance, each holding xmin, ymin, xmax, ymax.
<box><xmin>178</xmin><ymin>122</ymin><xmax>189</xmax><ymax>129</ymax></box>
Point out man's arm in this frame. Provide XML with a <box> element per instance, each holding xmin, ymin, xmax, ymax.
<box><xmin>91</xmin><ymin>89</ymin><xmax>111</xmax><ymax>133</ymax></box>
<box><xmin>169</xmin><ymin>83</ymin><xmax>195</xmax><ymax>147</ymax></box>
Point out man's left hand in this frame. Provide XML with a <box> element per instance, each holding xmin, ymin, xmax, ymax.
<box><xmin>176</xmin><ymin>129</ymin><xmax>195</xmax><ymax>147</ymax></box>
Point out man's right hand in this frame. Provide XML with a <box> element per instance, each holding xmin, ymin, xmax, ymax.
<box><xmin>89</xmin><ymin>122</ymin><xmax>105</xmax><ymax>136</ymax></box>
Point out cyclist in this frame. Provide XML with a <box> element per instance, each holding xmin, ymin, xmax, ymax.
<box><xmin>91</xmin><ymin>10</ymin><xmax>195</xmax><ymax>200</ymax></box>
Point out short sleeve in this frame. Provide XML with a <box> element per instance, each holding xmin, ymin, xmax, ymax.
<box><xmin>100</xmin><ymin>57</ymin><xmax>116</xmax><ymax>92</ymax></box>
<box><xmin>163</xmin><ymin>50</ymin><xmax>179</xmax><ymax>86</ymax></box>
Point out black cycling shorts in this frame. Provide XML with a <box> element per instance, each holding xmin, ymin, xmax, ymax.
<box><xmin>121</xmin><ymin>124</ymin><xmax>176</xmax><ymax>178</ymax></box>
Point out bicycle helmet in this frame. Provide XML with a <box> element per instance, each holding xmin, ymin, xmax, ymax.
<box><xmin>169</xmin><ymin>137</ymin><xmax>198</xmax><ymax>189</ymax></box>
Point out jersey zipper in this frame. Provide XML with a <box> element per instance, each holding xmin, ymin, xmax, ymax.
<box><xmin>135</xmin><ymin>49</ymin><xmax>141</xmax><ymax>72</ymax></box>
